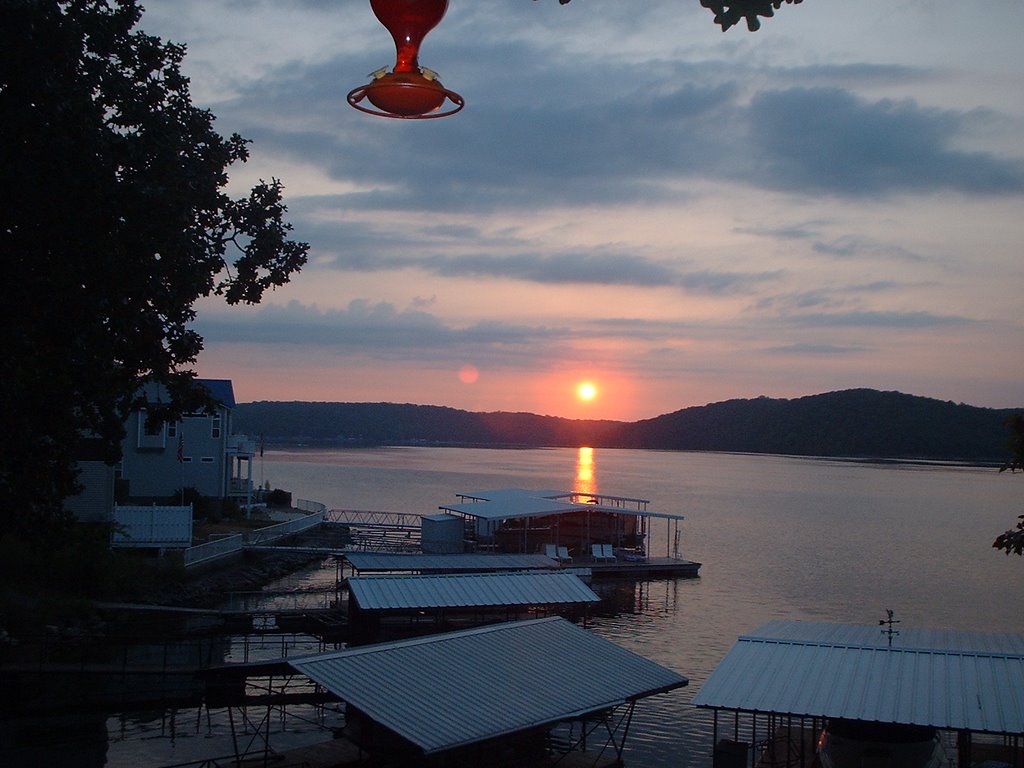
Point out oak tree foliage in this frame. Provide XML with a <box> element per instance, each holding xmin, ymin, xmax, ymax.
<box><xmin>993</xmin><ymin>414</ymin><xmax>1024</xmax><ymax>556</ymax></box>
<box><xmin>537</xmin><ymin>0</ymin><xmax>806</xmax><ymax>32</ymax></box>
<box><xmin>0</xmin><ymin>0</ymin><xmax>308</xmax><ymax>541</ymax></box>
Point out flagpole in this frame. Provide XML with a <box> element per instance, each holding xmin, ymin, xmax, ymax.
<box><xmin>177</xmin><ymin>432</ymin><xmax>185</xmax><ymax>505</ymax></box>
<box><xmin>259</xmin><ymin>433</ymin><xmax>265</xmax><ymax>492</ymax></box>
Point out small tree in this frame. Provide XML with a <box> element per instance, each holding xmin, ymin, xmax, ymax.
<box><xmin>0</xmin><ymin>1</ymin><xmax>308</xmax><ymax>543</ymax></box>
<box><xmin>993</xmin><ymin>414</ymin><xmax>1024</xmax><ymax>556</ymax></box>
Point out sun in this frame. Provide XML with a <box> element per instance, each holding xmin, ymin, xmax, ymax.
<box><xmin>577</xmin><ymin>382</ymin><xmax>597</xmax><ymax>402</ymax></box>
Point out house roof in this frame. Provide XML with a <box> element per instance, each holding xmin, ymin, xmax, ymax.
<box><xmin>347</xmin><ymin>571</ymin><xmax>600</xmax><ymax>611</ymax></box>
<box><xmin>289</xmin><ymin>617</ymin><xmax>688</xmax><ymax>754</ymax></box>
<box><xmin>344</xmin><ymin>552</ymin><xmax>559</xmax><ymax>573</ymax></box>
<box><xmin>439</xmin><ymin>488</ymin><xmax>684</xmax><ymax>522</ymax></box>
<box><xmin>691</xmin><ymin>620</ymin><xmax>1024</xmax><ymax>735</ymax></box>
<box><xmin>197</xmin><ymin>379</ymin><xmax>236</xmax><ymax>409</ymax></box>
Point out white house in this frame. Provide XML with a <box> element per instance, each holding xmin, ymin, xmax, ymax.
<box><xmin>66</xmin><ymin>379</ymin><xmax>256</xmax><ymax>522</ymax></box>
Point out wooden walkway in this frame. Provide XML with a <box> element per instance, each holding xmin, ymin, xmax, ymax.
<box><xmin>583</xmin><ymin>556</ymin><xmax>701</xmax><ymax>579</ymax></box>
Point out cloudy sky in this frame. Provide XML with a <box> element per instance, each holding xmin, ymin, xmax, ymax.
<box><xmin>138</xmin><ymin>0</ymin><xmax>1024</xmax><ymax>421</ymax></box>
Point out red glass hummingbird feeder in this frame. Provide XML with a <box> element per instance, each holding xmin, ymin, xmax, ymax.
<box><xmin>347</xmin><ymin>0</ymin><xmax>464</xmax><ymax>119</ymax></box>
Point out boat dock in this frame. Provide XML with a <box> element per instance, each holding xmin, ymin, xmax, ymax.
<box><xmin>338</xmin><ymin>550</ymin><xmax>701</xmax><ymax>579</ymax></box>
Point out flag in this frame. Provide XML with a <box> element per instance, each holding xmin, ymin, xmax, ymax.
<box><xmin>176</xmin><ymin>433</ymin><xmax>184</xmax><ymax>463</ymax></box>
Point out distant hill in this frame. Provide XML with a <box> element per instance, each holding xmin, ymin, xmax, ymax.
<box><xmin>233</xmin><ymin>389</ymin><xmax>1020</xmax><ymax>462</ymax></box>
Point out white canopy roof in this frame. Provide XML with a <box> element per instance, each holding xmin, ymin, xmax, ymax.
<box><xmin>439</xmin><ymin>488</ymin><xmax>684</xmax><ymax>522</ymax></box>
<box><xmin>692</xmin><ymin>620</ymin><xmax>1024</xmax><ymax>735</ymax></box>
<box><xmin>290</xmin><ymin>617</ymin><xmax>688</xmax><ymax>754</ymax></box>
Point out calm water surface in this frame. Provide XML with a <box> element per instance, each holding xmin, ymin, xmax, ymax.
<box><xmin>101</xmin><ymin>447</ymin><xmax>1022</xmax><ymax>767</ymax></box>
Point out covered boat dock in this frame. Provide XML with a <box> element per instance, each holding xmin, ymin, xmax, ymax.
<box><xmin>436</xmin><ymin>488</ymin><xmax>700</xmax><ymax>577</ymax></box>
<box><xmin>692</xmin><ymin>620</ymin><xmax>1024</xmax><ymax>768</ymax></box>
<box><xmin>343</xmin><ymin>551</ymin><xmax>561</xmax><ymax>575</ymax></box>
<box><xmin>344</xmin><ymin>570</ymin><xmax>601</xmax><ymax>643</ymax></box>
<box><xmin>290</xmin><ymin>616</ymin><xmax>689</xmax><ymax>766</ymax></box>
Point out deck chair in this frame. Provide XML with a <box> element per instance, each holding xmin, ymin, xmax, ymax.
<box><xmin>557</xmin><ymin>546</ymin><xmax>573</xmax><ymax>563</ymax></box>
<box><xmin>591</xmin><ymin>543</ymin><xmax>604</xmax><ymax>561</ymax></box>
<box><xmin>544</xmin><ymin>543</ymin><xmax>558</xmax><ymax>560</ymax></box>
<box><xmin>601</xmin><ymin>544</ymin><xmax>615</xmax><ymax>561</ymax></box>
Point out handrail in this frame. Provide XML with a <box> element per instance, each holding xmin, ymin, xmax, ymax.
<box><xmin>182</xmin><ymin>534</ymin><xmax>244</xmax><ymax>567</ymax></box>
<box><xmin>181</xmin><ymin>505</ymin><xmax>327</xmax><ymax>568</ymax></box>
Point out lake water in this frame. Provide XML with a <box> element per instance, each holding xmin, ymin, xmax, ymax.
<box><xmin>241</xmin><ymin>447</ymin><xmax>1023</xmax><ymax>766</ymax></box>
<box><xmin>19</xmin><ymin>447</ymin><xmax>1024</xmax><ymax>767</ymax></box>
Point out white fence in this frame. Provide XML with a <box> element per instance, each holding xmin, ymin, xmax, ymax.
<box><xmin>111</xmin><ymin>505</ymin><xmax>193</xmax><ymax>549</ymax></box>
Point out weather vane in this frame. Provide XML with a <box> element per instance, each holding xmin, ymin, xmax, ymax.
<box><xmin>879</xmin><ymin>609</ymin><xmax>901</xmax><ymax>647</ymax></box>
<box><xmin>347</xmin><ymin>0</ymin><xmax>464</xmax><ymax>119</ymax></box>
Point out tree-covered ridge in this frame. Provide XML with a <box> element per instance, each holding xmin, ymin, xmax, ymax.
<box><xmin>235</xmin><ymin>389</ymin><xmax>1018</xmax><ymax>462</ymax></box>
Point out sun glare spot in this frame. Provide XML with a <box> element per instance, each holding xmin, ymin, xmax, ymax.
<box><xmin>458</xmin><ymin>364</ymin><xmax>479</xmax><ymax>384</ymax></box>
<box><xmin>577</xmin><ymin>382</ymin><xmax>597</xmax><ymax>402</ymax></box>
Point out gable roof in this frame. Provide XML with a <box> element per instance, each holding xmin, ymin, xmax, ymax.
<box><xmin>290</xmin><ymin>617</ymin><xmax>688</xmax><ymax>754</ymax></box>
<box><xmin>439</xmin><ymin>488</ymin><xmax>684</xmax><ymax>522</ymax></box>
<box><xmin>347</xmin><ymin>571</ymin><xmax>600</xmax><ymax>611</ymax></box>
<box><xmin>197</xmin><ymin>378</ymin><xmax>236</xmax><ymax>409</ymax></box>
<box><xmin>692</xmin><ymin>620</ymin><xmax>1024</xmax><ymax>735</ymax></box>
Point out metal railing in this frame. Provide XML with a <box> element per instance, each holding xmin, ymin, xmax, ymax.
<box><xmin>182</xmin><ymin>506</ymin><xmax>327</xmax><ymax>568</ymax></box>
<box><xmin>324</xmin><ymin>509</ymin><xmax>423</xmax><ymax>552</ymax></box>
<box><xmin>183</xmin><ymin>534</ymin><xmax>245</xmax><ymax>567</ymax></box>
<box><xmin>295</xmin><ymin>498</ymin><xmax>327</xmax><ymax>515</ymax></box>
<box><xmin>244</xmin><ymin>513</ymin><xmax>323</xmax><ymax>545</ymax></box>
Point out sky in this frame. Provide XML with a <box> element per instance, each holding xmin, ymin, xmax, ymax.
<box><xmin>137</xmin><ymin>0</ymin><xmax>1024</xmax><ymax>422</ymax></box>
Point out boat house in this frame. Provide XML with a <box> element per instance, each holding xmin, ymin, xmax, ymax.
<box><xmin>436</xmin><ymin>488</ymin><xmax>695</xmax><ymax>569</ymax></box>
<box><xmin>343</xmin><ymin>551</ymin><xmax>560</xmax><ymax>575</ymax></box>
<box><xmin>344</xmin><ymin>570</ymin><xmax>600</xmax><ymax>643</ymax></box>
<box><xmin>692</xmin><ymin>619</ymin><xmax>1024</xmax><ymax>767</ymax></box>
<box><xmin>290</xmin><ymin>616</ymin><xmax>689</xmax><ymax>766</ymax></box>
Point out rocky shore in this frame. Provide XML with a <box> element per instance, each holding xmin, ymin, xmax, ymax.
<box><xmin>139</xmin><ymin>549</ymin><xmax>329</xmax><ymax>610</ymax></box>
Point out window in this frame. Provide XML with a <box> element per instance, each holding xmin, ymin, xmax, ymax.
<box><xmin>167</xmin><ymin>422</ymin><xmax>178</xmax><ymax>439</ymax></box>
<box><xmin>137</xmin><ymin>409</ymin><xmax>166</xmax><ymax>449</ymax></box>
<box><xmin>143</xmin><ymin>411</ymin><xmax>162</xmax><ymax>436</ymax></box>
<box><xmin>201</xmin><ymin>456</ymin><xmax>215</xmax><ymax>464</ymax></box>
<box><xmin>211</xmin><ymin>413</ymin><xmax>222</xmax><ymax>439</ymax></box>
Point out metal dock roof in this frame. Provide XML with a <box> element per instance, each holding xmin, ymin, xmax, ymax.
<box><xmin>347</xmin><ymin>571</ymin><xmax>600</xmax><ymax>611</ymax></box>
<box><xmin>440</xmin><ymin>488</ymin><xmax>684</xmax><ymax>521</ymax></box>
<box><xmin>692</xmin><ymin>620</ymin><xmax>1024</xmax><ymax>735</ymax></box>
<box><xmin>344</xmin><ymin>552</ymin><xmax>559</xmax><ymax>573</ymax></box>
<box><xmin>289</xmin><ymin>617</ymin><xmax>689</xmax><ymax>754</ymax></box>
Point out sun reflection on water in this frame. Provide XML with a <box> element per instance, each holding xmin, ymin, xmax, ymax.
<box><xmin>575</xmin><ymin>445</ymin><xmax>596</xmax><ymax>496</ymax></box>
